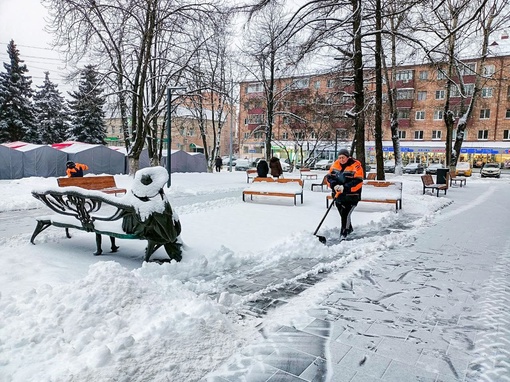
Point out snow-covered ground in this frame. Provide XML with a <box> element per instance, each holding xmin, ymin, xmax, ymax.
<box><xmin>0</xmin><ymin>168</ymin><xmax>507</xmax><ymax>381</ymax></box>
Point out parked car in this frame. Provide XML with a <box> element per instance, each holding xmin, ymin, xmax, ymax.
<box><xmin>279</xmin><ymin>160</ymin><xmax>290</xmax><ymax>172</ymax></box>
<box><xmin>403</xmin><ymin>163</ymin><xmax>424</xmax><ymax>174</ymax></box>
<box><xmin>222</xmin><ymin>156</ymin><xmax>237</xmax><ymax>166</ymax></box>
<box><xmin>234</xmin><ymin>159</ymin><xmax>252</xmax><ymax>171</ymax></box>
<box><xmin>425</xmin><ymin>163</ymin><xmax>445</xmax><ymax>175</ymax></box>
<box><xmin>480</xmin><ymin>162</ymin><xmax>501</xmax><ymax>178</ymax></box>
<box><xmin>314</xmin><ymin>159</ymin><xmax>334</xmax><ymax>170</ymax></box>
<box><xmin>455</xmin><ymin>162</ymin><xmax>472</xmax><ymax>177</ymax></box>
<box><xmin>383</xmin><ymin>160</ymin><xmax>395</xmax><ymax>173</ymax></box>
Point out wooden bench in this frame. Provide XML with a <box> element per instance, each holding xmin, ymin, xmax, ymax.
<box><xmin>311</xmin><ymin>175</ymin><xmax>328</xmax><ymax>191</ymax></box>
<box><xmin>300</xmin><ymin>168</ymin><xmax>318</xmax><ymax>180</ymax></box>
<box><xmin>421</xmin><ymin>174</ymin><xmax>448</xmax><ymax>197</ymax></box>
<box><xmin>326</xmin><ymin>180</ymin><xmax>403</xmax><ymax>212</ymax></box>
<box><xmin>242</xmin><ymin>177</ymin><xmax>304</xmax><ymax>205</ymax></box>
<box><xmin>449</xmin><ymin>172</ymin><xmax>467</xmax><ymax>187</ymax></box>
<box><xmin>30</xmin><ymin>188</ymin><xmax>182</xmax><ymax>263</ymax></box>
<box><xmin>366</xmin><ymin>172</ymin><xmax>377</xmax><ymax>180</ymax></box>
<box><xmin>57</xmin><ymin>175</ymin><xmax>127</xmax><ymax>196</ymax></box>
<box><xmin>246</xmin><ymin>169</ymin><xmax>258</xmax><ymax>183</ymax></box>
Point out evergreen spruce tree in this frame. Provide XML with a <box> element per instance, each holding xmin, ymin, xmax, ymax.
<box><xmin>67</xmin><ymin>65</ymin><xmax>107</xmax><ymax>144</ymax></box>
<box><xmin>33</xmin><ymin>72</ymin><xmax>71</xmax><ymax>144</ymax></box>
<box><xmin>0</xmin><ymin>40</ymin><xmax>36</xmax><ymax>143</ymax></box>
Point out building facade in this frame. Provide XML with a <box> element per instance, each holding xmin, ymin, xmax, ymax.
<box><xmin>238</xmin><ymin>35</ymin><xmax>510</xmax><ymax>168</ymax></box>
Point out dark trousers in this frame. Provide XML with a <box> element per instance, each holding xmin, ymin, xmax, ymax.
<box><xmin>335</xmin><ymin>201</ymin><xmax>357</xmax><ymax>234</ymax></box>
<box><xmin>215</xmin><ymin>166</ymin><xmax>221</xmax><ymax>172</ymax></box>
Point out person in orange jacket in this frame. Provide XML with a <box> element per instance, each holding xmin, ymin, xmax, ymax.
<box><xmin>326</xmin><ymin>149</ymin><xmax>364</xmax><ymax>240</ymax></box>
<box><xmin>66</xmin><ymin>161</ymin><xmax>89</xmax><ymax>177</ymax></box>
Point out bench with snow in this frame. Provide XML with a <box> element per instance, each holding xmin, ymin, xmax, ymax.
<box><xmin>311</xmin><ymin>175</ymin><xmax>328</xmax><ymax>191</ymax></box>
<box><xmin>242</xmin><ymin>177</ymin><xmax>304</xmax><ymax>205</ymax></box>
<box><xmin>31</xmin><ymin>167</ymin><xmax>182</xmax><ymax>263</ymax></box>
<box><xmin>57</xmin><ymin>175</ymin><xmax>127</xmax><ymax>196</ymax></box>
<box><xmin>421</xmin><ymin>174</ymin><xmax>448</xmax><ymax>197</ymax></box>
<box><xmin>449</xmin><ymin>172</ymin><xmax>467</xmax><ymax>187</ymax></box>
<box><xmin>300</xmin><ymin>168</ymin><xmax>318</xmax><ymax>180</ymax></box>
<box><xmin>246</xmin><ymin>169</ymin><xmax>258</xmax><ymax>183</ymax></box>
<box><xmin>326</xmin><ymin>180</ymin><xmax>403</xmax><ymax>212</ymax></box>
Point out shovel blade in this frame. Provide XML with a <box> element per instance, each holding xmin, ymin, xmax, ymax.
<box><xmin>316</xmin><ymin>235</ymin><xmax>327</xmax><ymax>244</ymax></box>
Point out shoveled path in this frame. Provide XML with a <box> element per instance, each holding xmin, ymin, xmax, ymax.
<box><xmin>204</xmin><ymin>181</ymin><xmax>510</xmax><ymax>382</ymax></box>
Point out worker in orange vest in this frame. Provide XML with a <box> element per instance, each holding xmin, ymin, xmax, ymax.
<box><xmin>326</xmin><ymin>149</ymin><xmax>364</xmax><ymax>240</ymax></box>
<box><xmin>66</xmin><ymin>161</ymin><xmax>89</xmax><ymax>177</ymax></box>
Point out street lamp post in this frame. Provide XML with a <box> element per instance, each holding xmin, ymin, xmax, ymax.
<box><xmin>166</xmin><ymin>86</ymin><xmax>186</xmax><ymax>188</ymax></box>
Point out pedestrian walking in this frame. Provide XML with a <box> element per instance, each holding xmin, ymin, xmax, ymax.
<box><xmin>215</xmin><ymin>156</ymin><xmax>222</xmax><ymax>172</ymax></box>
<box><xmin>269</xmin><ymin>157</ymin><xmax>283</xmax><ymax>179</ymax></box>
<box><xmin>66</xmin><ymin>161</ymin><xmax>89</xmax><ymax>178</ymax></box>
<box><xmin>326</xmin><ymin>149</ymin><xmax>364</xmax><ymax>240</ymax></box>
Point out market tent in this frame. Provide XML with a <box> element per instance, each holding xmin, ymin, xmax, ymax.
<box><xmin>54</xmin><ymin>142</ymin><xmax>126</xmax><ymax>175</ymax></box>
<box><xmin>0</xmin><ymin>145</ymin><xmax>23</xmax><ymax>179</ymax></box>
<box><xmin>11</xmin><ymin>143</ymin><xmax>67</xmax><ymax>178</ymax></box>
<box><xmin>160</xmin><ymin>150</ymin><xmax>207</xmax><ymax>173</ymax></box>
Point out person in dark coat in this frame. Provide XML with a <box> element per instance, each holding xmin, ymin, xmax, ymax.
<box><xmin>214</xmin><ymin>156</ymin><xmax>222</xmax><ymax>172</ymax></box>
<box><xmin>326</xmin><ymin>149</ymin><xmax>364</xmax><ymax>240</ymax></box>
<box><xmin>269</xmin><ymin>157</ymin><xmax>283</xmax><ymax>178</ymax></box>
<box><xmin>256</xmin><ymin>159</ymin><xmax>269</xmax><ymax>177</ymax></box>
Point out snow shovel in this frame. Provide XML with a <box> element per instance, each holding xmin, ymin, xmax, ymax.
<box><xmin>313</xmin><ymin>192</ymin><xmax>340</xmax><ymax>244</ymax></box>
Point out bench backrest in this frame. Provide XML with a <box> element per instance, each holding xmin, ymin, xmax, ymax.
<box><xmin>253</xmin><ymin>177</ymin><xmax>275</xmax><ymax>183</ymax></box>
<box><xmin>366</xmin><ymin>172</ymin><xmax>377</xmax><ymax>180</ymax></box>
<box><xmin>300</xmin><ymin>168</ymin><xmax>311</xmax><ymax>172</ymax></box>
<box><xmin>247</xmin><ymin>169</ymin><xmax>258</xmax><ymax>175</ymax></box>
<box><xmin>421</xmin><ymin>174</ymin><xmax>434</xmax><ymax>186</ymax></box>
<box><xmin>57</xmin><ymin>175</ymin><xmax>117</xmax><ymax>190</ymax></box>
<box><xmin>276</xmin><ymin>178</ymin><xmax>304</xmax><ymax>187</ymax></box>
<box><xmin>365</xmin><ymin>180</ymin><xmax>400</xmax><ymax>188</ymax></box>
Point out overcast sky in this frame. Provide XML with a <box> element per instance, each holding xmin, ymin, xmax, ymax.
<box><xmin>0</xmin><ymin>0</ymin><xmax>71</xmax><ymax>92</ymax></box>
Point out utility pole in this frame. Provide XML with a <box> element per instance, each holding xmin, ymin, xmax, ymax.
<box><xmin>166</xmin><ymin>86</ymin><xmax>186</xmax><ymax>188</ymax></box>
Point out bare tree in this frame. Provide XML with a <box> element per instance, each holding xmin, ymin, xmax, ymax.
<box><xmin>43</xmin><ymin>0</ymin><xmax>223</xmax><ymax>173</ymax></box>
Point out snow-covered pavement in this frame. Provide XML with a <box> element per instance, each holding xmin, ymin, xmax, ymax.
<box><xmin>0</xmin><ymin>170</ymin><xmax>509</xmax><ymax>381</ymax></box>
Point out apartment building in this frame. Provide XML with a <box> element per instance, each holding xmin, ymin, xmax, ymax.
<box><xmin>238</xmin><ymin>34</ymin><xmax>510</xmax><ymax>167</ymax></box>
<box><xmin>105</xmin><ymin>93</ymin><xmax>236</xmax><ymax>157</ymax></box>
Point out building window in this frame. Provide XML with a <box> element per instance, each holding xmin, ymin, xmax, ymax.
<box><xmin>477</xmin><ymin>130</ymin><xmax>489</xmax><ymax>140</ymax></box>
<box><xmin>435</xmin><ymin>90</ymin><xmax>445</xmax><ymax>100</ymax></box>
<box><xmin>434</xmin><ymin>110</ymin><xmax>444</xmax><ymax>120</ymax></box>
<box><xmin>314</xmin><ymin>80</ymin><xmax>320</xmax><ymax>89</ymax></box>
<box><xmin>432</xmin><ymin>130</ymin><xmax>442</xmax><ymax>140</ymax></box>
<box><xmin>414</xmin><ymin>130</ymin><xmax>424</xmax><ymax>140</ymax></box>
<box><xmin>482</xmin><ymin>87</ymin><xmax>493</xmax><ymax>98</ymax></box>
<box><xmin>437</xmin><ymin>70</ymin><xmax>447</xmax><ymax>80</ymax></box>
<box><xmin>483</xmin><ymin>64</ymin><xmax>495</xmax><ymax>76</ymax></box>
<box><xmin>398</xmin><ymin>131</ymin><xmax>406</xmax><ymax>139</ymax></box>
<box><xmin>253</xmin><ymin>132</ymin><xmax>264</xmax><ymax>139</ymax></box>
<box><xmin>460</xmin><ymin>62</ymin><xmax>476</xmax><ymax>75</ymax></box>
<box><xmin>507</xmin><ymin>86</ymin><xmax>510</xmax><ymax>99</ymax></box>
<box><xmin>504</xmin><ymin>130</ymin><xmax>510</xmax><ymax>140</ymax></box>
<box><xmin>247</xmin><ymin>114</ymin><xmax>265</xmax><ymax>124</ymax></box>
<box><xmin>295</xmin><ymin>131</ymin><xmax>305</xmax><ymax>140</ymax></box>
<box><xmin>246</xmin><ymin>83</ymin><xmax>263</xmax><ymax>93</ymax></box>
<box><xmin>396</xmin><ymin>70</ymin><xmax>413</xmax><ymax>81</ymax></box>
<box><xmin>397</xmin><ymin>109</ymin><xmax>410</xmax><ymax>119</ymax></box>
<box><xmin>417</xmin><ymin>91</ymin><xmax>427</xmax><ymax>101</ymax></box>
<box><xmin>464</xmin><ymin>84</ymin><xmax>474</xmax><ymax>96</ymax></box>
<box><xmin>326</xmin><ymin>79</ymin><xmax>335</xmax><ymax>88</ymax></box>
<box><xmin>282</xmin><ymin>132</ymin><xmax>289</xmax><ymax>140</ymax></box>
<box><xmin>397</xmin><ymin>89</ymin><xmax>414</xmax><ymax>100</ymax></box>
<box><xmin>506</xmin><ymin>109</ymin><xmax>510</xmax><ymax>118</ymax></box>
<box><xmin>479</xmin><ymin>109</ymin><xmax>490</xmax><ymax>119</ymax></box>
<box><xmin>283</xmin><ymin>116</ymin><xmax>290</xmax><ymax>124</ymax></box>
<box><xmin>311</xmin><ymin>132</ymin><xmax>317</xmax><ymax>139</ymax></box>
<box><xmin>244</xmin><ymin>132</ymin><xmax>250</xmax><ymax>139</ymax></box>
<box><xmin>419</xmin><ymin>71</ymin><xmax>428</xmax><ymax>80</ymax></box>
<box><xmin>292</xmin><ymin>78</ymin><xmax>309</xmax><ymax>89</ymax></box>
<box><xmin>415</xmin><ymin>111</ymin><xmax>425</xmax><ymax>120</ymax></box>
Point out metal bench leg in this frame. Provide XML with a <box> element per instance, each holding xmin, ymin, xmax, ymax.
<box><xmin>110</xmin><ymin>237</ymin><xmax>119</xmax><ymax>252</ymax></box>
<box><xmin>30</xmin><ymin>220</ymin><xmax>52</xmax><ymax>244</ymax></box>
<box><xmin>94</xmin><ymin>233</ymin><xmax>103</xmax><ymax>256</ymax></box>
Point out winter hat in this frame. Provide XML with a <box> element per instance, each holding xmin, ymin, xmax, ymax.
<box><xmin>66</xmin><ymin>161</ymin><xmax>75</xmax><ymax>168</ymax></box>
<box><xmin>338</xmin><ymin>149</ymin><xmax>350</xmax><ymax>157</ymax></box>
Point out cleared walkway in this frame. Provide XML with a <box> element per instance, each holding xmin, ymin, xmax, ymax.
<box><xmin>204</xmin><ymin>181</ymin><xmax>510</xmax><ymax>382</ymax></box>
